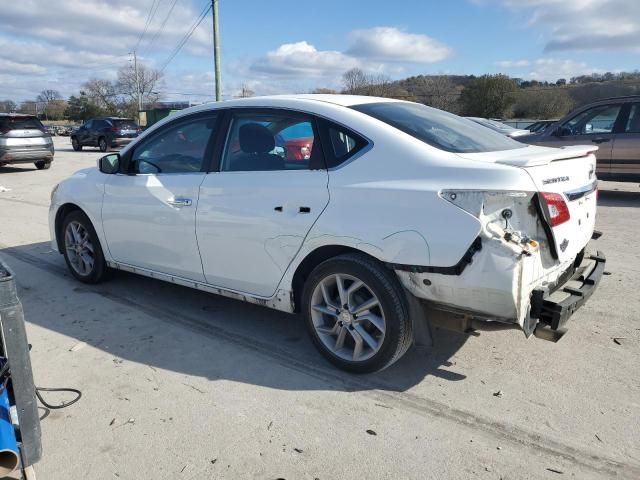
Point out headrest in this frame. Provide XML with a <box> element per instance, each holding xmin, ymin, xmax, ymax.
<box><xmin>239</xmin><ymin>123</ymin><xmax>275</xmax><ymax>154</ymax></box>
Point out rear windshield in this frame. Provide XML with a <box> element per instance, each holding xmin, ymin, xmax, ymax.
<box><xmin>112</xmin><ymin>119</ymin><xmax>137</xmax><ymax>129</ymax></box>
<box><xmin>469</xmin><ymin>117</ymin><xmax>514</xmax><ymax>131</ymax></box>
<box><xmin>0</xmin><ymin>116</ymin><xmax>44</xmax><ymax>132</ymax></box>
<box><xmin>351</xmin><ymin>102</ymin><xmax>522</xmax><ymax>153</ymax></box>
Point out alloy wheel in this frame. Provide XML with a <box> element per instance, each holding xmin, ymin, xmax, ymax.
<box><xmin>65</xmin><ymin>221</ymin><xmax>95</xmax><ymax>276</ymax></box>
<box><xmin>310</xmin><ymin>273</ymin><xmax>386</xmax><ymax>362</ymax></box>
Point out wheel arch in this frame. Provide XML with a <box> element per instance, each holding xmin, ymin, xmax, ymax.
<box><xmin>54</xmin><ymin>203</ymin><xmax>86</xmax><ymax>251</ymax></box>
<box><xmin>290</xmin><ymin>245</ymin><xmax>386</xmax><ymax>313</ymax></box>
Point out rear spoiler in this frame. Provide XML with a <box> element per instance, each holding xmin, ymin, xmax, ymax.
<box><xmin>495</xmin><ymin>145</ymin><xmax>599</xmax><ymax>167</ymax></box>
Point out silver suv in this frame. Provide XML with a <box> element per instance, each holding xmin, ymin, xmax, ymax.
<box><xmin>0</xmin><ymin>114</ymin><xmax>54</xmax><ymax>170</ymax></box>
<box><xmin>520</xmin><ymin>95</ymin><xmax>640</xmax><ymax>182</ymax></box>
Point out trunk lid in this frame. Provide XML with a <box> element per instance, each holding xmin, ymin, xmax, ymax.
<box><xmin>0</xmin><ymin>116</ymin><xmax>49</xmax><ymax>148</ymax></box>
<box><xmin>458</xmin><ymin>144</ymin><xmax>598</xmax><ymax>262</ymax></box>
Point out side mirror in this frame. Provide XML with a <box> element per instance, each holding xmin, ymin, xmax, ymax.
<box><xmin>98</xmin><ymin>153</ymin><xmax>120</xmax><ymax>174</ymax></box>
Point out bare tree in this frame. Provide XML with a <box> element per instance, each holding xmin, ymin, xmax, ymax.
<box><xmin>83</xmin><ymin>79</ymin><xmax>120</xmax><ymax>114</ymax></box>
<box><xmin>342</xmin><ymin>68</ymin><xmax>369</xmax><ymax>94</ymax></box>
<box><xmin>311</xmin><ymin>88</ymin><xmax>337</xmax><ymax>94</ymax></box>
<box><xmin>36</xmin><ymin>89</ymin><xmax>62</xmax><ymax>104</ymax></box>
<box><xmin>513</xmin><ymin>88</ymin><xmax>575</xmax><ymax>119</ymax></box>
<box><xmin>417</xmin><ymin>76</ymin><xmax>460</xmax><ymax>112</ymax></box>
<box><xmin>0</xmin><ymin>100</ymin><xmax>17</xmax><ymax>113</ymax></box>
<box><xmin>238</xmin><ymin>85</ymin><xmax>254</xmax><ymax>98</ymax></box>
<box><xmin>116</xmin><ymin>63</ymin><xmax>163</xmax><ymax>108</ymax></box>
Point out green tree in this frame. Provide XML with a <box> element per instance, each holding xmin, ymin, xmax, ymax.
<box><xmin>65</xmin><ymin>92</ymin><xmax>106</xmax><ymax>121</ymax></box>
<box><xmin>460</xmin><ymin>75</ymin><xmax>518</xmax><ymax>117</ymax></box>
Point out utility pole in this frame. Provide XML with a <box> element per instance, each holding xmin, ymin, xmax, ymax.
<box><xmin>133</xmin><ymin>51</ymin><xmax>142</xmax><ymax>113</ymax></box>
<box><xmin>211</xmin><ymin>0</ymin><xmax>221</xmax><ymax>101</ymax></box>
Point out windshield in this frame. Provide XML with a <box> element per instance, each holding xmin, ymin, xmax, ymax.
<box><xmin>352</xmin><ymin>102</ymin><xmax>522</xmax><ymax>153</ymax></box>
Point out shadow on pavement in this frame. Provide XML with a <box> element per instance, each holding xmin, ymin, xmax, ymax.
<box><xmin>0</xmin><ymin>165</ymin><xmax>37</xmax><ymax>174</ymax></box>
<box><xmin>0</xmin><ymin>241</ymin><xmax>469</xmax><ymax>395</ymax></box>
<box><xmin>597</xmin><ymin>188</ymin><xmax>640</xmax><ymax>208</ymax></box>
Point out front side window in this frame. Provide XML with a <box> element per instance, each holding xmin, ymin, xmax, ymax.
<box><xmin>352</xmin><ymin>102</ymin><xmax>521</xmax><ymax>153</ymax></box>
<box><xmin>221</xmin><ymin>112</ymin><xmax>321</xmax><ymax>172</ymax></box>
<box><xmin>130</xmin><ymin>115</ymin><xmax>216</xmax><ymax>174</ymax></box>
<box><xmin>563</xmin><ymin>104</ymin><xmax>622</xmax><ymax>135</ymax></box>
<box><xmin>624</xmin><ymin>104</ymin><xmax>640</xmax><ymax>133</ymax></box>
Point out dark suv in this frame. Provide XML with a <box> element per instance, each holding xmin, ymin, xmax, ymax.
<box><xmin>0</xmin><ymin>114</ymin><xmax>54</xmax><ymax>170</ymax></box>
<box><xmin>520</xmin><ymin>95</ymin><xmax>640</xmax><ymax>182</ymax></box>
<box><xmin>71</xmin><ymin>117</ymin><xmax>140</xmax><ymax>152</ymax></box>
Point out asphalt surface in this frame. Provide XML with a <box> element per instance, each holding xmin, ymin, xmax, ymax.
<box><xmin>0</xmin><ymin>137</ymin><xmax>638</xmax><ymax>479</ymax></box>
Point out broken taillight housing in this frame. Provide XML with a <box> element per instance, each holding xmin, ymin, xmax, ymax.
<box><xmin>539</xmin><ymin>192</ymin><xmax>570</xmax><ymax>227</ymax></box>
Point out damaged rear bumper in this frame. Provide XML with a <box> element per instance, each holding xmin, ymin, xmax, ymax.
<box><xmin>531</xmin><ymin>250</ymin><xmax>606</xmax><ymax>333</ymax></box>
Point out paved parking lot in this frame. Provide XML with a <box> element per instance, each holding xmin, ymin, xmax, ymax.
<box><xmin>0</xmin><ymin>137</ymin><xmax>639</xmax><ymax>479</ymax></box>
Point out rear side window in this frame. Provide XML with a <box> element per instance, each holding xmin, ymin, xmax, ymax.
<box><xmin>352</xmin><ymin>102</ymin><xmax>521</xmax><ymax>153</ymax></box>
<box><xmin>0</xmin><ymin>116</ymin><xmax>44</xmax><ymax>132</ymax></box>
<box><xmin>321</xmin><ymin>123</ymin><xmax>367</xmax><ymax>168</ymax></box>
<box><xmin>624</xmin><ymin>104</ymin><xmax>640</xmax><ymax>133</ymax></box>
<box><xmin>112</xmin><ymin>119</ymin><xmax>137</xmax><ymax>129</ymax></box>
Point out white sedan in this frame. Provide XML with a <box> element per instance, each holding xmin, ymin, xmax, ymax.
<box><xmin>49</xmin><ymin>95</ymin><xmax>605</xmax><ymax>372</ymax></box>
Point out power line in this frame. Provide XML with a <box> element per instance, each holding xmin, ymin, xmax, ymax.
<box><xmin>158</xmin><ymin>1</ymin><xmax>211</xmax><ymax>74</ymax></box>
<box><xmin>133</xmin><ymin>0</ymin><xmax>162</xmax><ymax>52</ymax></box>
<box><xmin>140</xmin><ymin>0</ymin><xmax>180</xmax><ymax>57</ymax></box>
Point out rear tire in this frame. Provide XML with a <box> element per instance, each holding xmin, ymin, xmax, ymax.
<box><xmin>71</xmin><ymin>137</ymin><xmax>82</xmax><ymax>151</ymax></box>
<box><xmin>34</xmin><ymin>161</ymin><xmax>51</xmax><ymax>170</ymax></box>
<box><xmin>61</xmin><ymin>211</ymin><xmax>108</xmax><ymax>284</ymax></box>
<box><xmin>301</xmin><ymin>253</ymin><xmax>413</xmax><ymax>373</ymax></box>
<box><xmin>98</xmin><ymin>137</ymin><xmax>108</xmax><ymax>152</ymax></box>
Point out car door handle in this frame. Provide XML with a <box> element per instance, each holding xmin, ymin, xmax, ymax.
<box><xmin>167</xmin><ymin>197</ymin><xmax>192</xmax><ymax>207</ymax></box>
<box><xmin>592</xmin><ymin>137</ymin><xmax>611</xmax><ymax>144</ymax></box>
<box><xmin>299</xmin><ymin>206</ymin><xmax>311</xmax><ymax>214</ymax></box>
<box><xmin>274</xmin><ymin>206</ymin><xmax>283</xmax><ymax>212</ymax></box>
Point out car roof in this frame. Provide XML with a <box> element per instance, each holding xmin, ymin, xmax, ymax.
<box><xmin>587</xmin><ymin>95</ymin><xmax>640</xmax><ymax>104</ymax></box>
<box><xmin>202</xmin><ymin>94</ymin><xmax>402</xmax><ymax>110</ymax></box>
<box><xmin>0</xmin><ymin>113</ymin><xmax>38</xmax><ymax>118</ymax></box>
<box><xmin>147</xmin><ymin>94</ymin><xmax>406</xmax><ymax>130</ymax></box>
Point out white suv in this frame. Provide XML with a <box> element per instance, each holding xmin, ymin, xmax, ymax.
<box><xmin>49</xmin><ymin>95</ymin><xmax>605</xmax><ymax>372</ymax></box>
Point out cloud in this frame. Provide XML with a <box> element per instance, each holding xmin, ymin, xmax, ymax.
<box><xmin>495</xmin><ymin>58</ymin><xmax>607</xmax><ymax>81</ymax></box>
<box><xmin>0</xmin><ymin>0</ymin><xmax>213</xmax><ymax>100</ymax></box>
<box><xmin>347</xmin><ymin>27</ymin><xmax>451</xmax><ymax>63</ymax></box>
<box><xmin>498</xmin><ymin>0</ymin><xmax>640</xmax><ymax>52</ymax></box>
<box><xmin>495</xmin><ymin>59</ymin><xmax>531</xmax><ymax>68</ymax></box>
<box><xmin>250</xmin><ymin>41</ymin><xmax>364</xmax><ymax>77</ymax></box>
<box><xmin>247</xmin><ymin>27</ymin><xmax>450</xmax><ymax>82</ymax></box>
<box><xmin>0</xmin><ymin>0</ymin><xmax>211</xmax><ymax>56</ymax></box>
<box><xmin>0</xmin><ymin>59</ymin><xmax>47</xmax><ymax>76</ymax></box>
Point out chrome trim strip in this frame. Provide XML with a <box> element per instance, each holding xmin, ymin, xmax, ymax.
<box><xmin>565</xmin><ymin>180</ymin><xmax>598</xmax><ymax>201</ymax></box>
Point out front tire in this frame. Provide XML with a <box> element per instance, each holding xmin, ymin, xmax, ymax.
<box><xmin>34</xmin><ymin>161</ymin><xmax>51</xmax><ymax>170</ymax></box>
<box><xmin>61</xmin><ymin>211</ymin><xmax>108</xmax><ymax>283</ymax></box>
<box><xmin>71</xmin><ymin>137</ymin><xmax>82</xmax><ymax>151</ymax></box>
<box><xmin>302</xmin><ymin>253</ymin><xmax>413</xmax><ymax>373</ymax></box>
<box><xmin>98</xmin><ymin>137</ymin><xmax>108</xmax><ymax>152</ymax></box>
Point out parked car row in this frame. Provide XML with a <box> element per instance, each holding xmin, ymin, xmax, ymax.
<box><xmin>466</xmin><ymin>117</ymin><xmax>531</xmax><ymax>138</ymax></box>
